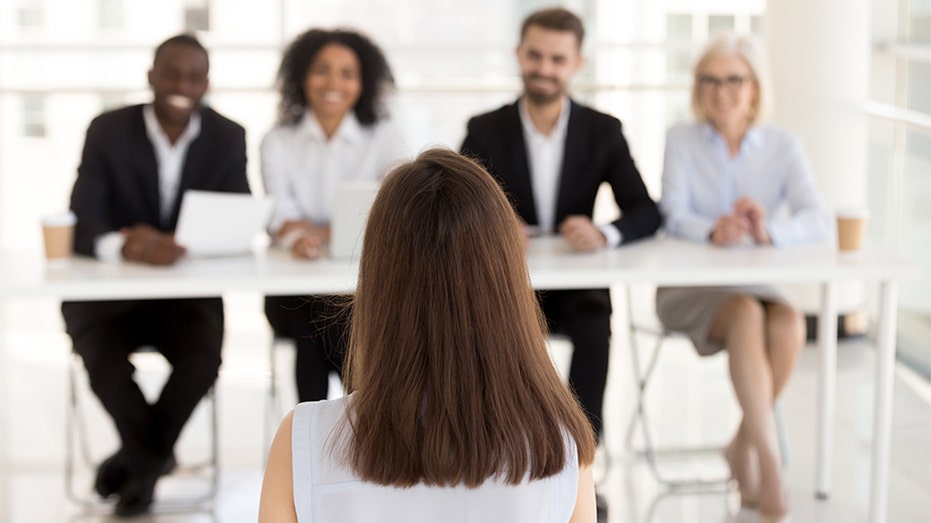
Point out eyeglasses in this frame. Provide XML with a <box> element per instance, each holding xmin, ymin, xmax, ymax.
<box><xmin>698</xmin><ymin>74</ymin><xmax>752</xmax><ymax>91</ymax></box>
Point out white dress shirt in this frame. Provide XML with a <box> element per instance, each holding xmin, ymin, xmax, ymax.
<box><xmin>518</xmin><ymin>97</ymin><xmax>569</xmax><ymax>234</ymax></box>
<box><xmin>260</xmin><ymin>111</ymin><xmax>408</xmax><ymax>235</ymax></box>
<box><xmin>660</xmin><ymin>122</ymin><xmax>831</xmax><ymax>246</ymax></box>
<box><xmin>518</xmin><ymin>97</ymin><xmax>621</xmax><ymax>247</ymax></box>
<box><xmin>94</xmin><ymin>105</ymin><xmax>201</xmax><ymax>261</ymax></box>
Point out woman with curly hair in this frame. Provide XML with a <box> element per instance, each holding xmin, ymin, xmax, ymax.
<box><xmin>262</xmin><ymin>28</ymin><xmax>409</xmax><ymax>402</ymax></box>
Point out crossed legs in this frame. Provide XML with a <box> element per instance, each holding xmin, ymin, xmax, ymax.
<box><xmin>709</xmin><ymin>296</ymin><xmax>804</xmax><ymax>518</ymax></box>
<box><xmin>67</xmin><ymin>298</ymin><xmax>223</xmax><ymax>516</ymax></box>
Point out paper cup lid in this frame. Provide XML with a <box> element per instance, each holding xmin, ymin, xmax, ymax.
<box><xmin>836</xmin><ymin>207</ymin><xmax>869</xmax><ymax>219</ymax></box>
<box><xmin>42</xmin><ymin>211</ymin><xmax>77</xmax><ymax>226</ymax></box>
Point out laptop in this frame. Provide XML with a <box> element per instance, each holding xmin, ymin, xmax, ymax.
<box><xmin>330</xmin><ymin>181</ymin><xmax>381</xmax><ymax>260</ymax></box>
<box><xmin>174</xmin><ymin>190</ymin><xmax>274</xmax><ymax>257</ymax></box>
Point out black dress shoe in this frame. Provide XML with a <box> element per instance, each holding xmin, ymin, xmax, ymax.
<box><xmin>160</xmin><ymin>452</ymin><xmax>177</xmax><ymax>476</ymax></box>
<box><xmin>596</xmin><ymin>492</ymin><xmax>608</xmax><ymax>523</ymax></box>
<box><xmin>94</xmin><ymin>451</ymin><xmax>129</xmax><ymax>498</ymax></box>
<box><xmin>114</xmin><ymin>456</ymin><xmax>167</xmax><ymax>518</ymax></box>
<box><xmin>114</xmin><ymin>474</ymin><xmax>157</xmax><ymax>518</ymax></box>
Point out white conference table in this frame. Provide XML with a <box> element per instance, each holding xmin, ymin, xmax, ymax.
<box><xmin>0</xmin><ymin>236</ymin><xmax>908</xmax><ymax>522</ymax></box>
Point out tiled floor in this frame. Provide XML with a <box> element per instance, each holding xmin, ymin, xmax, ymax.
<box><xmin>1</xmin><ymin>290</ymin><xmax>928</xmax><ymax>522</ymax></box>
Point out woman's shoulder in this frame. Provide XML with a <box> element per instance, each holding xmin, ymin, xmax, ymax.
<box><xmin>293</xmin><ymin>395</ymin><xmax>351</xmax><ymax>433</ymax></box>
<box><xmin>366</xmin><ymin>117</ymin><xmax>403</xmax><ymax>139</ymax></box>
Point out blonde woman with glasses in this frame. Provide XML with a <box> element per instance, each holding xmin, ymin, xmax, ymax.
<box><xmin>656</xmin><ymin>33</ymin><xmax>831</xmax><ymax>521</ymax></box>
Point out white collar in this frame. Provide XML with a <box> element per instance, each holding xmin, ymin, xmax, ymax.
<box><xmin>142</xmin><ymin>104</ymin><xmax>201</xmax><ymax>147</ymax></box>
<box><xmin>701</xmin><ymin>121</ymin><xmax>762</xmax><ymax>152</ymax></box>
<box><xmin>518</xmin><ymin>96</ymin><xmax>571</xmax><ymax>139</ymax></box>
<box><xmin>299</xmin><ymin>110</ymin><xmax>364</xmax><ymax>144</ymax></box>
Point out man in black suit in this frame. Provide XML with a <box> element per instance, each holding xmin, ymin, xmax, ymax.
<box><xmin>61</xmin><ymin>34</ymin><xmax>249</xmax><ymax>517</ymax></box>
<box><xmin>461</xmin><ymin>8</ymin><xmax>661</xmax><ymax>442</ymax></box>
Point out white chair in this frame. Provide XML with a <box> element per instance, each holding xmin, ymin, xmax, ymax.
<box><xmin>623</xmin><ymin>286</ymin><xmax>789</xmax><ymax>491</ymax></box>
<box><xmin>264</xmin><ymin>335</ymin><xmax>293</xmax><ymax>456</ymax></box>
<box><xmin>65</xmin><ymin>348</ymin><xmax>219</xmax><ymax>510</ymax></box>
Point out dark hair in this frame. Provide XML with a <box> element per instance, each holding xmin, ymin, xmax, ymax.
<box><xmin>520</xmin><ymin>7</ymin><xmax>585</xmax><ymax>47</ymax></box>
<box><xmin>153</xmin><ymin>33</ymin><xmax>209</xmax><ymax>69</ymax></box>
<box><xmin>342</xmin><ymin>148</ymin><xmax>596</xmax><ymax>488</ymax></box>
<box><xmin>275</xmin><ymin>28</ymin><xmax>394</xmax><ymax>126</ymax></box>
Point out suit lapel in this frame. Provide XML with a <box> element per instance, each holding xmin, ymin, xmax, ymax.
<box><xmin>167</xmin><ymin>110</ymin><xmax>210</xmax><ymax>229</ymax></box>
<box><xmin>503</xmin><ymin>101</ymin><xmax>539</xmax><ymax>225</ymax></box>
<box><xmin>131</xmin><ymin>107</ymin><xmax>162</xmax><ymax>226</ymax></box>
<box><xmin>556</xmin><ymin>100</ymin><xmax>587</xmax><ymax>222</ymax></box>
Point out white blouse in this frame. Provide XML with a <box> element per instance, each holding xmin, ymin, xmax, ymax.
<box><xmin>291</xmin><ymin>395</ymin><xmax>580</xmax><ymax>523</ymax></box>
<box><xmin>660</xmin><ymin>122</ymin><xmax>832</xmax><ymax>246</ymax></box>
<box><xmin>260</xmin><ymin>111</ymin><xmax>409</xmax><ymax>234</ymax></box>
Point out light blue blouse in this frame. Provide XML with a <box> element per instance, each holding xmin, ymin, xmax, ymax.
<box><xmin>659</xmin><ymin>122</ymin><xmax>831</xmax><ymax>246</ymax></box>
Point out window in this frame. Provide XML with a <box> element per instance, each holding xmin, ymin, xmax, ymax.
<box><xmin>17</xmin><ymin>3</ymin><xmax>43</xmax><ymax>29</ymax></box>
<box><xmin>666</xmin><ymin>13</ymin><xmax>694</xmax><ymax>79</ymax></box>
<box><xmin>22</xmin><ymin>94</ymin><xmax>47</xmax><ymax>138</ymax></box>
<box><xmin>101</xmin><ymin>93</ymin><xmax>126</xmax><ymax>112</ymax></box>
<box><xmin>99</xmin><ymin>0</ymin><xmax>124</xmax><ymax>30</ymax></box>
<box><xmin>184</xmin><ymin>0</ymin><xmax>210</xmax><ymax>32</ymax></box>
<box><xmin>708</xmin><ymin>14</ymin><xmax>735</xmax><ymax>35</ymax></box>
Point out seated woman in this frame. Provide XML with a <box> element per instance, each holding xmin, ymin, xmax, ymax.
<box><xmin>656</xmin><ymin>33</ymin><xmax>831</xmax><ymax>519</ymax></box>
<box><xmin>262</xmin><ymin>28</ymin><xmax>408</xmax><ymax>402</ymax></box>
<box><xmin>259</xmin><ymin>149</ymin><xmax>597</xmax><ymax>522</ymax></box>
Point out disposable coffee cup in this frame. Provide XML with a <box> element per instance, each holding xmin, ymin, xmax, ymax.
<box><xmin>41</xmin><ymin>212</ymin><xmax>77</xmax><ymax>263</ymax></box>
<box><xmin>836</xmin><ymin>207</ymin><xmax>868</xmax><ymax>254</ymax></box>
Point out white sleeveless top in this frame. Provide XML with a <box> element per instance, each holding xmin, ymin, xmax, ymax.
<box><xmin>291</xmin><ymin>395</ymin><xmax>579</xmax><ymax>523</ymax></box>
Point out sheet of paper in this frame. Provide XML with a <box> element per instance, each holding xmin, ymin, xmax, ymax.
<box><xmin>174</xmin><ymin>190</ymin><xmax>273</xmax><ymax>257</ymax></box>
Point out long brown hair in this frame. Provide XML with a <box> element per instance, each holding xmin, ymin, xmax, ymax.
<box><xmin>342</xmin><ymin>148</ymin><xmax>595</xmax><ymax>487</ymax></box>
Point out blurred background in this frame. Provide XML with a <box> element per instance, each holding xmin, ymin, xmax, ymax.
<box><xmin>1</xmin><ymin>0</ymin><xmax>926</xmax><ymax>386</ymax></box>
<box><xmin>0</xmin><ymin>2</ymin><xmax>928</xmax><ymax>521</ymax></box>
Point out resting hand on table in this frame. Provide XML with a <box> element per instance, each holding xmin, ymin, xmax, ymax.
<box><xmin>733</xmin><ymin>197</ymin><xmax>772</xmax><ymax>245</ymax></box>
<box><xmin>120</xmin><ymin>224</ymin><xmax>186</xmax><ymax>265</ymax></box>
<box><xmin>276</xmin><ymin>220</ymin><xmax>329</xmax><ymax>260</ymax></box>
<box><xmin>559</xmin><ymin>215</ymin><xmax>607</xmax><ymax>253</ymax></box>
<box><xmin>709</xmin><ymin>214</ymin><xmax>750</xmax><ymax>247</ymax></box>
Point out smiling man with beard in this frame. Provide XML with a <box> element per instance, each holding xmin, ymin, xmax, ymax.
<box><xmin>61</xmin><ymin>34</ymin><xmax>249</xmax><ymax>517</ymax></box>
<box><xmin>461</xmin><ymin>7</ymin><xmax>660</xmax><ymax>452</ymax></box>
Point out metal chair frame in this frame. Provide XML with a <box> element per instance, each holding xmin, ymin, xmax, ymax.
<box><xmin>623</xmin><ymin>286</ymin><xmax>789</xmax><ymax>492</ymax></box>
<box><xmin>65</xmin><ymin>350</ymin><xmax>219</xmax><ymax>510</ymax></box>
<box><xmin>264</xmin><ymin>336</ymin><xmax>292</xmax><ymax>457</ymax></box>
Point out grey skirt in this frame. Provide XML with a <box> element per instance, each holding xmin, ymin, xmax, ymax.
<box><xmin>654</xmin><ymin>285</ymin><xmax>792</xmax><ymax>356</ymax></box>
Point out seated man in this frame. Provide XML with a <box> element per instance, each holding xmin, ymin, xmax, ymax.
<box><xmin>461</xmin><ymin>7</ymin><xmax>661</xmax><ymax>442</ymax></box>
<box><xmin>61</xmin><ymin>34</ymin><xmax>249</xmax><ymax>517</ymax></box>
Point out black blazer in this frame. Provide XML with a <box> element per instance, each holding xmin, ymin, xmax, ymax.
<box><xmin>63</xmin><ymin>105</ymin><xmax>249</xmax><ymax>336</ymax></box>
<box><xmin>461</xmin><ymin>99</ymin><xmax>660</xmax><ymax>243</ymax></box>
<box><xmin>69</xmin><ymin>104</ymin><xmax>250</xmax><ymax>257</ymax></box>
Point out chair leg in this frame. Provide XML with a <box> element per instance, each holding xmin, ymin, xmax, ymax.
<box><xmin>156</xmin><ymin>386</ymin><xmax>218</xmax><ymax>509</ymax></box>
<box><xmin>65</xmin><ymin>353</ymin><xmax>108</xmax><ymax>508</ymax></box>
<box><xmin>264</xmin><ymin>337</ymin><xmax>283</xmax><ymax>462</ymax></box>
<box><xmin>624</xmin><ymin>286</ymin><xmax>733</xmax><ymax>491</ymax></box>
<box><xmin>775</xmin><ymin>401</ymin><xmax>790</xmax><ymax>470</ymax></box>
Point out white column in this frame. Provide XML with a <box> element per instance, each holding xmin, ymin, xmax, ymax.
<box><xmin>765</xmin><ymin>1</ymin><xmax>872</xmax><ymax>317</ymax></box>
<box><xmin>764</xmin><ymin>0</ymin><xmax>871</xmax><ymax>210</ymax></box>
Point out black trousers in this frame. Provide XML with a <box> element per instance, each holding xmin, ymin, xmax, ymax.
<box><xmin>537</xmin><ymin>288</ymin><xmax>612</xmax><ymax>439</ymax></box>
<box><xmin>61</xmin><ymin>298</ymin><xmax>223</xmax><ymax>470</ymax></box>
<box><xmin>264</xmin><ymin>295</ymin><xmax>350</xmax><ymax>403</ymax></box>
